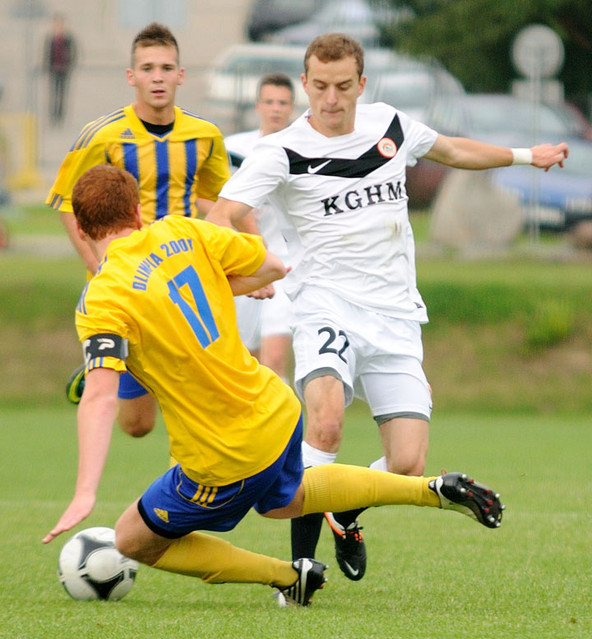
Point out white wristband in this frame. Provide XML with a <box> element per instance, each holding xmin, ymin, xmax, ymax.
<box><xmin>511</xmin><ymin>148</ymin><xmax>533</xmax><ymax>165</ymax></box>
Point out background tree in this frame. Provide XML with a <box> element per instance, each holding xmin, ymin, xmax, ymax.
<box><xmin>379</xmin><ymin>0</ymin><xmax>592</xmax><ymax>114</ymax></box>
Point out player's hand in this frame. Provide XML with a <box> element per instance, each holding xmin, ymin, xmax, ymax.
<box><xmin>248</xmin><ymin>283</ymin><xmax>276</xmax><ymax>300</ymax></box>
<box><xmin>42</xmin><ymin>493</ymin><xmax>96</xmax><ymax>544</ymax></box>
<box><xmin>531</xmin><ymin>142</ymin><xmax>569</xmax><ymax>171</ymax></box>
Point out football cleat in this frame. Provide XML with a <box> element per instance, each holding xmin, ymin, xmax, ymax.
<box><xmin>65</xmin><ymin>364</ymin><xmax>86</xmax><ymax>405</ymax></box>
<box><xmin>325</xmin><ymin>512</ymin><xmax>367</xmax><ymax>581</ymax></box>
<box><xmin>429</xmin><ymin>472</ymin><xmax>504</xmax><ymax>529</ymax></box>
<box><xmin>276</xmin><ymin>558</ymin><xmax>328</xmax><ymax>607</ymax></box>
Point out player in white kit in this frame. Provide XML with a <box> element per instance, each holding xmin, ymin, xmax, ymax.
<box><xmin>206</xmin><ymin>33</ymin><xmax>569</xmax><ymax>581</ymax></box>
<box><xmin>225</xmin><ymin>73</ymin><xmax>296</xmax><ymax>382</ymax></box>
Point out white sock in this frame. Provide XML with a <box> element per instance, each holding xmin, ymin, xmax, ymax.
<box><xmin>301</xmin><ymin>441</ymin><xmax>337</xmax><ymax>468</ymax></box>
<box><xmin>369</xmin><ymin>456</ymin><xmax>388</xmax><ymax>472</ymax></box>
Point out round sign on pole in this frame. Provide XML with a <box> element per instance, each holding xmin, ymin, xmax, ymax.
<box><xmin>512</xmin><ymin>24</ymin><xmax>564</xmax><ymax>79</ymax></box>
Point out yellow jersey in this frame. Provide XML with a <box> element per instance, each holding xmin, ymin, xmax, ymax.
<box><xmin>46</xmin><ymin>104</ymin><xmax>230</xmax><ymax>224</ymax></box>
<box><xmin>76</xmin><ymin>216</ymin><xmax>300</xmax><ymax>485</ymax></box>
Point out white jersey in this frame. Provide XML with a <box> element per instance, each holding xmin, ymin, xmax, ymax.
<box><xmin>220</xmin><ymin>102</ymin><xmax>438</xmax><ymax>321</ymax></box>
<box><xmin>224</xmin><ymin>129</ymin><xmax>288</xmax><ymax>258</ymax></box>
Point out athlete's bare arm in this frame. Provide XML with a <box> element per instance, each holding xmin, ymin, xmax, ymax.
<box><xmin>424</xmin><ymin>134</ymin><xmax>568</xmax><ymax>172</ymax></box>
<box><xmin>61</xmin><ymin>212</ymin><xmax>100</xmax><ymax>274</ymax></box>
<box><xmin>205</xmin><ymin>197</ymin><xmax>253</xmax><ymax>230</ymax></box>
<box><xmin>208</xmin><ymin>197</ymin><xmax>279</xmax><ymax>299</ymax></box>
<box><xmin>227</xmin><ymin>250</ymin><xmax>287</xmax><ymax>297</ymax></box>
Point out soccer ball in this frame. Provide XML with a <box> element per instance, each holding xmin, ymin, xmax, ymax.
<box><xmin>58</xmin><ymin>526</ymin><xmax>138</xmax><ymax>601</ymax></box>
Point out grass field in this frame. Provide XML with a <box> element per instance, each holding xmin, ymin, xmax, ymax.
<box><xmin>1</xmin><ymin>206</ymin><xmax>590</xmax><ymax>637</ymax></box>
<box><xmin>1</xmin><ymin>404</ymin><xmax>589</xmax><ymax>639</ymax></box>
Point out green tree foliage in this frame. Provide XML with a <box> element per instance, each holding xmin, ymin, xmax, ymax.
<box><xmin>381</xmin><ymin>0</ymin><xmax>592</xmax><ymax>109</ymax></box>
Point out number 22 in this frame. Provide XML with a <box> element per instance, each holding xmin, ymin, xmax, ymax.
<box><xmin>318</xmin><ymin>326</ymin><xmax>350</xmax><ymax>363</ymax></box>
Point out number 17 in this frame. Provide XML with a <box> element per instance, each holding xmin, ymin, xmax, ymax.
<box><xmin>167</xmin><ymin>266</ymin><xmax>220</xmax><ymax>348</ymax></box>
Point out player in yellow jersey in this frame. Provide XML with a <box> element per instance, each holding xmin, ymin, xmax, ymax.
<box><xmin>47</xmin><ymin>23</ymin><xmax>230</xmax><ymax>436</ymax></box>
<box><xmin>42</xmin><ymin>165</ymin><xmax>504</xmax><ymax>607</ymax></box>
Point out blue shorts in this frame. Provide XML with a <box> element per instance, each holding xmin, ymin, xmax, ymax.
<box><xmin>118</xmin><ymin>371</ymin><xmax>149</xmax><ymax>400</ymax></box>
<box><xmin>137</xmin><ymin>415</ymin><xmax>304</xmax><ymax>538</ymax></box>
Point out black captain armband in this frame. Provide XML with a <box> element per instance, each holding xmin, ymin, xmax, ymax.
<box><xmin>82</xmin><ymin>334</ymin><xmax>129</xmax><ymax>365</ymax></box>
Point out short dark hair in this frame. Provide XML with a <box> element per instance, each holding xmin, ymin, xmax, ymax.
<box><xmin>73</xmin><ymin>165</ymin><xmax>139</xmax><ymax>241</ymax></box>
<box><xmin>131</xmin><ymin>23</ymin><xmax>179</xmax><ymax>65</ymax></box>
<box><xmin>304</xmin><ymin>33</ymin><xmax>364</xmax><ymax>78</ymax></box>
<box><xmin>257</xmin><ymin>73</ymin><xmax>295</xmax><ymax>102</ymax></box>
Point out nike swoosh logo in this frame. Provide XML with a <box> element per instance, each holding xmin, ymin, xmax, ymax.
<box><xmin>343</xmin><ymin>561</ymin><xmax>359</xmax><ymax>576</ymax></box>
<box><xmin>307</xmin><ymin>160</ymin><xmax>331</xmax><ymax>174</ymax></box>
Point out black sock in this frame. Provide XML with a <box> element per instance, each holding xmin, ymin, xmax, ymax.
<box><xmin>290</xmin><ymin>513</ymin><xmax>324</xmax><ymax>561</ymax></box>
<box><xmin>331</xmin><ymin>507</ymin><xmax>367</xmax><ymax>529</ymax></box>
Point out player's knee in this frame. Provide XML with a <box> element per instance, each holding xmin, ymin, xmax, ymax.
<box><xmin>114</xmin><ymin>526</ymin><xmax>140</xmax><ymax>560</ymax></box>
<box><xmin>118</xmin><ymin>416</ymin><xmax>155</xmax><ymax>438</ymax></box>
<box><xmin>307</xmin><ymin>419</ymin><xmax>343</xmax><ymax>451</ymax></box>
<box><xmin>386</xmin><ymin>453</ymin><xmax>426</xmax><ymax>476</ymax></box>
<box><xmin>120</xmin><ymin>423</ymin><xmax>154</xmax><ymax>438</ymax></box>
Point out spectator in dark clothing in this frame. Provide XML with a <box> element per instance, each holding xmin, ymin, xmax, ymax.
<box><xmin>43</xmin><ymin>14</ymin><xmax>77</xmax><ymax>124</ymax></box>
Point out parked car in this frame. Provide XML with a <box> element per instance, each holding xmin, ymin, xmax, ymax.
<box><xmin>204</xmin><ymin>43</ymin><xmax>309</xmax><ymax>133</ymax></box>
<box><xmin>203</xmin><ymin>44</ymin><xmax>422</xmax><ymax>134</ymax></box>
<box><xmin>428</xmin><ymin>93</ymin><xmax>592</xmax><ymax>231</ymax></box>
<box><xmin>269</xmin><ymin>0</ymin><xmax>381</xmax><ymax>47</ymax></box>
<box><xmin>427</xmin><ymin>93</ymin><xmax>570</xmax><ymax>142</ymax></box>
<box><xmin>369</xmin><ymin>65</ymin><xmax>465</xmax><ymax>123</ymax></box>
<box><xmin>246</xmin><ymin>0</ymin><xmax>323</xmax><ymax>42</ymax></box>
<box><xmin>550</xmin><ymin>102</ymin><xmax>592</xmax><ymax>141</ymax></box>
<box><xmin>493</xmin><ymin>138</ymin><xmax>592</xmax><ymax>231</ymax></box>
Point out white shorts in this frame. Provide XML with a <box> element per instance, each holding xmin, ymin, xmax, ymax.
<box><xmin>261</xmin><ymin>278</ymin><xmax>293</xmax><ymax>338</ymax></box>
<box><xmin>235</xmin><ymin>280</ymin><xmax>294</xmax><ymax>351</ymax></box>
<box><xmin>235</xmin><ymin>295</ymin><xmax>262</xmax><ymax>352</ymax></box>
<box><xmin>292</xmin><ymin>286</ymin><xmax>432</xmax><ymax>421</ymax></box>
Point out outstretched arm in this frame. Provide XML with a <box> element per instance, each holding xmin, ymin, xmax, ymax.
<box><xmin>205</xmin><ymin>197</ymin><xmax>254</xmax><ymax>230</ymax></box>
<box><xmin>227</xmin><ymin>250</ymin><xmax>288</xmax><ymax>297</ymax></box>
<box><xmin>207</xmin><ymin>197</ymin><xmax>280</xmax><ymax>298</ymax></box>
<box><xmin>202</xmin><ymin>197</ymin><xmax>261</xmax><ymax>235</ymax></box>
<box><xmin>424</xmin><ymin>134</ymin><xmax>569</xmax><ymax>172</ymax></box>
<box><xmin>61</xmin><ymin>212</ymin><xmax>100</xmax><ymax>274</ymax></box>
<box><xmin>42</xmin><ymin>368</ymin><xmax>119</xmax><ymax>543</ymax></box>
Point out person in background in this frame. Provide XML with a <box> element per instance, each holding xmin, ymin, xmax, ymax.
<box><xmin>42</xmin><ymin>163</ymin><xmax>504</xmax><ymax>609</ymax></box>
<box><xmin>47</xmin><ymin>22</ymin><xmax>230</xmax><ymax>437</ymax></box>
<box><xmin>225</xmin><ymin>73</ymin><xmax>296</xmax><ymax>382</ymax></box>
<box><xmin>205</xmin><ymin>33</ymin><xmax>567</xmax><ymax>582</ymax></box>
<box><xmin>43</xmin><ymin>13</ymin><xmax>77</xmax><ymax>124</ymax></box>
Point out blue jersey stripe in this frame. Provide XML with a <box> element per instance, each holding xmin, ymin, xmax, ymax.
<box><xmin>70</xmin><ymin>116</ymin><xmax>108</xmax><ymax>152</ymax></box>
<box><xmin>49</xmin><ymin>193</ymin><xmax>63</xmax><ymax>209</ymax></box>
<box><xmin>71</xmin><ymin>109</ymin><xmax>126</xmax><ymax>152</ymax></box>
<box><xmin>123</xmin><ymin>142</ymin><xmax>139</xmax><ymax>181</ymax></box>
<box><xmin>180</xmin><ymin>108</ymin><xmax>208</xmax><ymax>122</ymax></box>
<box><xmin>76</xmin><ymin>282</ymin><xmax>90</xmax><ymax>314</ymax></box>
<box><xmin>184</xmin><ymin>138</ymin><xmax>197</xmax><ymax>216</ymax></box>
<box><xmin>81</xmin><ymin>110</ymin><xmax>126</xmax><ymax>150</ymax></box>
<box><xmin>155</xmin><ymin>140</ymin><xmax>169</xmax><ymax>219</ymax></box>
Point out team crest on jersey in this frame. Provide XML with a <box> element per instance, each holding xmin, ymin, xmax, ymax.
<box><xmin>377</xmin><ymin>137</ymin><xmax>397</xmax><ymax>158</ymax></box>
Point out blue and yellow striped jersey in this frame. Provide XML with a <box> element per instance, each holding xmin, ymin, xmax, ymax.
<box><xmin>75</xmin><ymin>216</ymin><xmax>300</xmax><ymax>486</ymax></box>
<box><xmin>46</xmin><ymin>104</ymin><xmax>231</xmax><ymax>224</ymax></box>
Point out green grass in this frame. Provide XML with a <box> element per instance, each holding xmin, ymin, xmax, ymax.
<box><xmin>0</xmin><ymin>403</ymin><xmax>589</xmax><ymax>638</ymax></box>
<box><xmin>1</xmin><ymin>206</ymin><xmax>590</xmax><ymax>636</ymax></box>
<box><xmin>1</xmin><ymin>202</ymin><xmax>65</xmax><ymax>236</ymax></box>
<box><xmin>2</xmin><ymin>241</ymin><xmax>592</xmax><ymax>412</ymax></box>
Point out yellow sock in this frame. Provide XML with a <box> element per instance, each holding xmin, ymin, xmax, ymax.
<box><xmin>301</xmin><ymin>464</ymin><xmax>440</xmax><ymax>515</ymax></box>
<box><xmin>152</xmin><ymin>531</ymin><xmax>297</xmax><ymax>587</ymax></box>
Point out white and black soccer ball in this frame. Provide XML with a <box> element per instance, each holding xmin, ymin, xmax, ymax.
<box><xmin>58</xmin><ymin>526</ymin><xmax>138</xmax><ymax>601</ymax></box>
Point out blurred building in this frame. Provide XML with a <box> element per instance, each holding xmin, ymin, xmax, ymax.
<box><xmin>0</xmin><ymin>0</ymin><xmax>251</xmax><ymax>193</ymax></box>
